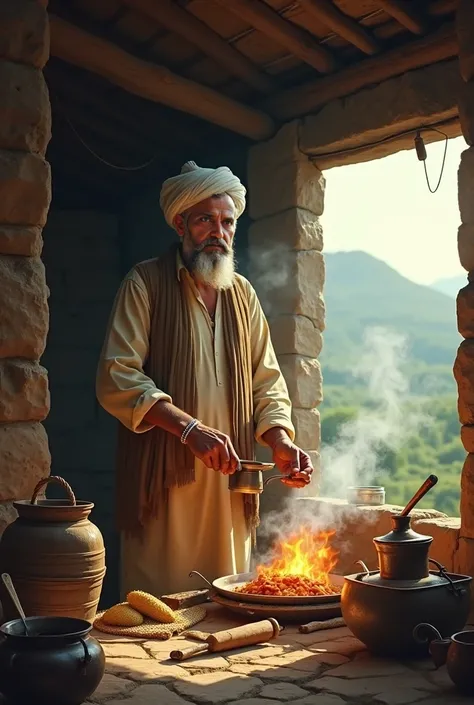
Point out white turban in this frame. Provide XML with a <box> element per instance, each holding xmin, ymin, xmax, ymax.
<box><xmin>159</xmin><ymin>161</ymin><xmax>247</xmax><ymax>229</ymax></box>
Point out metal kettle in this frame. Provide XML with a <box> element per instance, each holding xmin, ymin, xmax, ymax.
<box><xmin>228</xmin><ymin>460</ymin><xmax>283</xmax><ymax>495</ymax></box>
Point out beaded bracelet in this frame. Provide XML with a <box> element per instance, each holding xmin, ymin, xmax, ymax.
<box><xmin>181</xmin><ymin>419</ymin><xmax>199</xmax><ymax>444</ymax></box>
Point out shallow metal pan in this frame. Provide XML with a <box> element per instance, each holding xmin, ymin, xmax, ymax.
<box><xmin>189</xmin><ymin>570</ymin><xmax>343</xmax><ymax>606</ymax></box>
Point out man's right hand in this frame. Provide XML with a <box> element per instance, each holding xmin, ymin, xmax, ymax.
<box><xmin>186</xmin><ymin>423</ymin><xmax>240</xmax><ymax>475</ymax></box>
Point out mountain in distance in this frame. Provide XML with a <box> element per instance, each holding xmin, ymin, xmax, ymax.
<box><xmin>321</xmin><ymin>251</ymin><xmax>460</xmax><ymax>381</ymax></box>
<box><xmin>430</xmin><ymin>274</ymin><xmax>467</xmax><ymax>298</ymax></box>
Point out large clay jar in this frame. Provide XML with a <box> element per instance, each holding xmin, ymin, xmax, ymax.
<box><xmin>0</xmin><ymin>476</ymin><xmax>106</xmax><ymax>623</ymax></box>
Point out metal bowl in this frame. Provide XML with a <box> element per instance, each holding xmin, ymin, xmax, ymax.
<box><xmin>347</xmin><ymin>486</ymin><xmax>385</xmax><ymax>506</ymax></box>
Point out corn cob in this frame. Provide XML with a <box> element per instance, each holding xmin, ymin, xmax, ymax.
<box><xmin>102</xmin><ymin>602</ymin><xmax>144</xmax><ymax>627</ymax></box>
<box><xmin>127</xmin><ymin>590</ymin><xmax>176</xmax><ymax>623</ymax></box>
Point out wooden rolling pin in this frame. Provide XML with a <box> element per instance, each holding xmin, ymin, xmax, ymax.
<box><xmin>170</xmin><ymin>618</ymin><xmax>281</xmax><ymax>661</ymax></box>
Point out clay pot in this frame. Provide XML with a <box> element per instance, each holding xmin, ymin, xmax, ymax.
<box><xmin>0</xmin><ymin>476</ymin><xmax>106</xmax><ymax>622</ymax></box>
<box><xmin>0</xmin><ymin>616</ymin><xmax>105</xmax><ymax>705</ymax></box>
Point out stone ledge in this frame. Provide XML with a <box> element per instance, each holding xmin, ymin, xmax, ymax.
<box><xmin>293</xmin><ymin>497</ymin><xmax>451</xmax><ymax>574</ymax></box>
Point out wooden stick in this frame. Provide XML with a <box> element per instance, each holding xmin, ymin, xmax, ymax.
<box><xmin>265</xmin><ymin>23</ymin><xmax>457</xmax><ymax>120</ymax></box>
<box><xmin>298</xmin><ymin>0</ymin><xmax>380</xmax><ymax>55</ymax></box>
<box><xmin>120</xmin><ymin>0</ymin><xmax>276</xmax><ymax>94</ymax></box>
<box><xmin>48</xmin><ymin>14</ymin><xmax>275</xmax><ymax>141</ymax></box>
<box><xmin>212</xmin><ymin>0</ymin><xmax>336</xmax><ymax>74</ymax></box>
<box><xmin>299</xmin><ymin>617</ymin><xmax>346</xmax><ymax>634</ymax></box>
<box><xmin>377</xmin><ymin>0</ymin><xmax>426</xmax><ymax>35</ymax></box>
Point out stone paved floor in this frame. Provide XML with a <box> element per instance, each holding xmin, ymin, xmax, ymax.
<box><xmin>88</xmin><ymin>605</ymin><xmax>471</xmax><ymax>705</ymax></box>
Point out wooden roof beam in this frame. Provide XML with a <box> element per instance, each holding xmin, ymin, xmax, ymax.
<box><xmin>120</xmin><ymin>0</ymin><xmax>276</xmax><ymax>94</ymax></box>
<box><xmin>48</xmin><ymin>14</ymin><xmax>275</xmax><ymax>141</ymax></box>
<box><xmin>298</xmin><ymin>0</ymin><xmax>380</xmax><ymax>55</ymax></box>
<box><xmin>212</xmin><ymin>0</ymin><xmax>336</xmax><ymax>74</ymax></box>
<box><xmin>264</xmin><ymin>23</ymin><xmax>457</xmax><ymax>120</ymax></box>
<box><xmin>377</xmin><ymin>0</ymin><xmax>427</xmax><ymax>34</ymax></box>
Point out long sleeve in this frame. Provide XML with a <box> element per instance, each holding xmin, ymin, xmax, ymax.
<box><xmin>244</xmin><ymin>278</ymin><xmax>295</xmax><ymax>445</ymax></box>
<box><xmin>96</xmin><ymin>269</ymin><xmax>172</xmax><ymax>433</ymax></box>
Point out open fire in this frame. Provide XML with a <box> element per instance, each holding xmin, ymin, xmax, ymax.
<box><xmin>235</xmin><ymin>527</ymin><xmax>340</xmax><ymax>597</ymax></box>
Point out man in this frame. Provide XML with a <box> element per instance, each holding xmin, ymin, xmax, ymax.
<box><xmin>96</xmin><ymin>161</ymin><xmax>313</xmax><ymax>598</ymax></box>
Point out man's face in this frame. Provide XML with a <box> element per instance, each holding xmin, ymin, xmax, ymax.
<box><xmin>174</xmin><ymin>194</ymin><xmax>237</xmax><ymax>290</ymax></box>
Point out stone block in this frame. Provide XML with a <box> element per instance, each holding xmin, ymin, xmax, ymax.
<box><xmin>454</xmin><ymin>339</ymin><xmax>474</xmax><ymax>424</ymax></box>
<box><xmin>249</xmin><ymin>250</ymin><xmax>325</xmax><ymax>328</ymax></box>
<box><xmin>0</xmin><ymin>421</ymin><xmax>50</xmax><ymax>501</ymax></box>
<box><xmin>0</xmin><ymin>501</ymin><xmax>17</xmax><ymax>538</ymax></box>
<box><xmin>457</xmin><ymin>281</ymin><xmax>474</xmax><ymax>337</ymax></box>
<box><xmin>293</xmin><ymin>407</ymin><xmax>321</xmax><ymax>449</ymax></box>
<box><xmin>278</xmin><ymin>354</ymin><xmax>323</xmax><ymax>408</ymax></box>
<box><xmin>455</xmin><ymin>537</ymin><xmax>474</xmax><ymax>581</ymax></box>
<box><xmin>412</xmin><ymin>517</ymin><xmax>460</xmax><ymax>572</ymax></box>
<box><xmin>269</xmin><ymin>315</ymin><xmax>323</xmax><ymax>357</ymax></box>
<box><xmin>458</xmin><ymin>224</ymin><xmax>474</xmax><ymax>274</ymax></box>
<box><xmin>0</xmin><ymin>62</ymin><xmax>51</xmax><ymax>154</ymax></box>
<box><xmin>461</xmin><ymin>453</ymin><xmax>474</xmax><ymax>538</ymax></box>
<box><xmin>0</xmin><ymin>150</ymin><xmax>50</xmax><ymax>226</ymax></box>
<box><xmin>0</xmin><ymin>360</ymin><xmax>49</xmax><ymax>422</ymax></box>
<box><xmin>457</xmin><ymin>0</ymin><xmax>474</xmax><ymax>82</ymax></box>
<box><xmin>461</xmin><ymin>425</ymin><xmax>474</xmax><ymax>453</ymax></box>
<box><xmin>301</xmin><ymin>60</ymin><xmax>460</xmax><ymax>157</ymax></box>
<box><xmin>248</xmin><ymin>208</ymin><xmax>323</xmax><ymax>252</ymax></box>
<box><xmin>0</xmin><ymin>255</ymin><xmax>49</xmax><ymax>359</ymax></box>
<box><xmin>459</xmin><ymin>79</ymin><xmax>474</xmax><ymax>146</ymax></box>
<box><xmin>248</xmin><ymin>121</ymin><xmax>305</xmax><ymax>171</ymax></box>
<box><xmin>248</xmin><ymin>158</ymin><xmax>325</xmax><ymax>220</ymax></box>
<box><xmin>0</xmin><ymin>0</ymin><xmax>49</xmax><ymax>69</ymax></box>
<box><xmin>0</xmin><ymin>224</ymin><xmax>43</xmax><ymax>256</ymax></box>
<box><xmin>458</xmin><ymin>146</ymin><xmax>474</xmax><ymax>225</ymax></box>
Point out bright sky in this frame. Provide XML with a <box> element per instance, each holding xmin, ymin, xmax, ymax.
<box><xmin>321</xmin><ymin>135</ymin><xmax>467</xmax><ymax>286</ymax></box>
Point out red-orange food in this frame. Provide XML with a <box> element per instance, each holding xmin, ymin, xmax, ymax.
<box><xmin>234</xmin><ymin>573</ymin><xmax>339</xmax><ymax>597</ymax></box>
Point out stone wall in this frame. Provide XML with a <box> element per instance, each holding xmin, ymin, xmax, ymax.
<box><xmin>0</xmin><ymin>1</ymin><xmax>51</xmax><ymax>534</ymax></box>
<box><xmin>454</xmin><ymin>0</ymin><xmax>474</xmax><ymax>590</ymax></box>
<box><xmin>41</xmin><ymin>209</ymin><xmax>121</xmax><ymax>606</ymax></box>
<box><xmin>247</xmin><ymin>123</ymin><xmax>325</xmax><ymax>517</ymax></box>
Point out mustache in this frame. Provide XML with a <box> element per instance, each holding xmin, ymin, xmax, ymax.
<box><xmin>196</xmin><ymin>238</ymin><xmax>230</xmax><ymax>254</ymax></box>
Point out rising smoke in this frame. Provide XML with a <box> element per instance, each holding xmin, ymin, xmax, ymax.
<box><xmin>319</xmin><ymin>326</ymin><xmax>430</xmax><ymax>498</ymax></box>
<box><xmin>255</xmin><ymin>326</ymin><xmax>432</xmax><ymax>564</ymax></box>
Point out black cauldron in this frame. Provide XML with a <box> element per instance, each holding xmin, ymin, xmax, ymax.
<box><xmin>0</xmin><ymin>616</ymin><xmax>105</xmax><ymax>705</ymax></box>
<box><xmin>341</xmin><ymin>569</ymin><xmax>472</xmax><ymax>657</ymax></box>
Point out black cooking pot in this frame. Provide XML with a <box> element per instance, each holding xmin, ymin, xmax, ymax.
<box><xmin>0</xmin><ymin>616</ymin><xmax>105</xmax><ymax>705</ymax></box>
<box><xmin>341</xmin><ymin>569</ymin><xmax>472</xmax><ymax>657</ymax></box>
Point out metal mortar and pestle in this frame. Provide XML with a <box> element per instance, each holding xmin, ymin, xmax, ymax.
<box><xmin>228</xmin><ymin>460</ymin><xmax>286</xmax><ymax>494</ymax></box>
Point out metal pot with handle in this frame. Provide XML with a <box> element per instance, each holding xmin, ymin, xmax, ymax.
<box><xmin>228</xmin><ymin>460</ymin><xmax>284</xmax><ymax>494</ymax></box>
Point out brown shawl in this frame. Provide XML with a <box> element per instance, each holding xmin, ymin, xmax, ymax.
<box><xmin>116</xmin><ymin>245</ymin><xmax>258</xmax><ymax>538</ymax></box>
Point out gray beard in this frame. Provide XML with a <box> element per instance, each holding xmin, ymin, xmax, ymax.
<box><xmin>190</xmin><ymin>249</ymin><xmax>236</xmax><ymax>290</ymax></box>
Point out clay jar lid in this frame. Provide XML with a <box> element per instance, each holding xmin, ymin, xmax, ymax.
<box><xmin>13</xmin><ymin>499</ymin><xmax>94</xmax><ymax>523</ymax></box>
<box><xmin>374</xmin><ymin>514</ymin><xmax>432</xmax><ymax>546</ymax></box>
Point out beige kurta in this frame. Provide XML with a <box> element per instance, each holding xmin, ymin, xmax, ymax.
<box><xmin>96</xmin><ymin>251</ymin><xmax>295</xmax><ymax>598</ymax></box>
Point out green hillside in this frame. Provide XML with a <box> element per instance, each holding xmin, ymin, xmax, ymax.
<box><xmin>318</xmin><ymin>252</ymin><xmax>463</xmax><ymax>516</ymax></box>
<box><xmin>321</xmin><ymin>251</ymin><xmax>461</xmax><ymax>393</ymax></box>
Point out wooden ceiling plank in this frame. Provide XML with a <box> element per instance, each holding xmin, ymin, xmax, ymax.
<box><xmin>298</xmin><ymin>0</ymin><xmax>380</xmax><ymax>55</ymax></box>
<box><xmin>377</xmin><ymin>0</ymin><xmax>426</xmax><ymax>34</ymax></box>
<box><xmin>212</xmin><ymin>0</ymin><xmax>337</xmax><ymax>73</ymax></box>
<box><xmin>120</xmin><ymin>0</ymin><xmax>276</xmax><ymax>94</ymax></box>
<box><xmin>264</xmin><ymin>22</ymin><xmax>456</xmax><ymax>120</ymax></box>
<box><xmin>48</xmin><ymin>14</ymin><xmax>275</xmax><ymax>141</ymax></box>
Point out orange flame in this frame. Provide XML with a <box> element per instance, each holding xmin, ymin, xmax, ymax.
<box><xmin>257</xmin><ymin>528</ymin><xmax>338</xmax><ymax>586</ymax></box>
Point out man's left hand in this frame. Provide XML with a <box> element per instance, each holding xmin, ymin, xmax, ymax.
<box><xmin>270</xmin><ymin>437</ymin><xmax>313</xmax><ymax>488</ymax></box>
